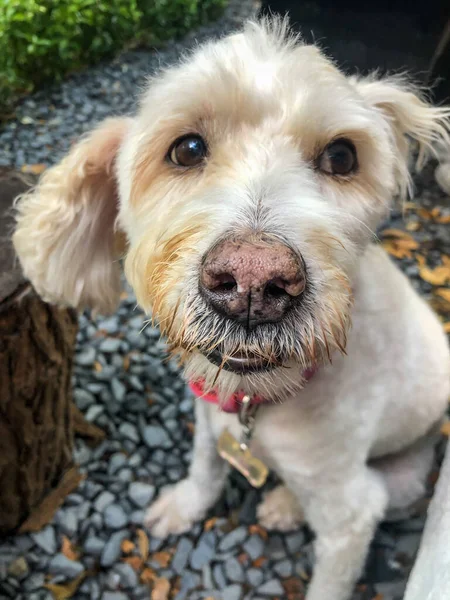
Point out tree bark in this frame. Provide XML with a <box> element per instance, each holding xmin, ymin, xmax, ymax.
<box><xmin>0</xmin><ymin>168</ymin><xmax>80</xmax><ymax>535</ymax></box>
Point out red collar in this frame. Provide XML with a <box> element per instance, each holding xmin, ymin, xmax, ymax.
<box><xmin>189</xmin><ymin>366</ymin><xmax>318</xmax><ymax>414</ymax></box>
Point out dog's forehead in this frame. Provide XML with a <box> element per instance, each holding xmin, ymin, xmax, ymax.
<box><xmin>138</xmin><ymin>26</ymin><xmax>358</xmax><ymax>127</ymax></box>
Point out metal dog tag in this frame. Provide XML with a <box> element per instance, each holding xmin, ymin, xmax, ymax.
<box><xmin>217</xmin><ymin>395</ymin><xmax>268</xmax><ymax>488</ymax></box>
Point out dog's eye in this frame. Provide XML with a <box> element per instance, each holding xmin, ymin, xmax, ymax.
<box><xmin>169</xmin><ymin>135</ymin><xmax>207</xmax><ymax>167</ymax></box>
<box><xmin>317</xmin><ymin>139</ymin><xmax>357</xmax><ymax>176</ymax></box>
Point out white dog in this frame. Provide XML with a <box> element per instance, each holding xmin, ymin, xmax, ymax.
<box><xmin>13</xmin><ymin>18</ymin><xmax>450</xmax><ymax>600</ymax></box>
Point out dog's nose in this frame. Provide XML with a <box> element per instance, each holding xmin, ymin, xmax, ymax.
<box><xmin>200</xmin><ymin>237</ymin><xmax>306</xmax><ymax>327</ymax></box>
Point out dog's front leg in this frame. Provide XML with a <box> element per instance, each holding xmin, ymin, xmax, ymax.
<box><xmin>289</xmin><ymin>467</ymin><xmax>388</xmax><ymax>600</ymax></box>
<box><xmin>145</xmin><ymin>401</ymin><xmax>229</xmax><ymax>538</ymax></box>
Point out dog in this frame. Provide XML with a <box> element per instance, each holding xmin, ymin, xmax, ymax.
<box><xmin>13</xmin><ymin>18</ymin><xmax>450</xmax><ymax>600</ymax></box>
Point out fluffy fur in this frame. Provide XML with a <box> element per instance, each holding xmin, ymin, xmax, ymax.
<box><xmin>13</xmin><ymin>18</ymin><xmax>450</xmax><ymax>600</ymax></box>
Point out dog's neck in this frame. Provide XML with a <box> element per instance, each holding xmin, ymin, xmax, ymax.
<box><xmin>189</xmin><ymin>365</ymin><xmax>318</xmax><ymax>413</ymax></box>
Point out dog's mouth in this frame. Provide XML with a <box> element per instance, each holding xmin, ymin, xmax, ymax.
<box><xmin>205</xmin><ymin>349</ymin><xmax>278</xmax><ymax>374</ymax></box>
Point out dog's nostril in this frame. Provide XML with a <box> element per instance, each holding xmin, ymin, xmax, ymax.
<box><xmin>265</xmin><ymin>279</ymin><xmax>290</xmax><ymax>299</ymax></box>
<box><xmin>211</xmin><ymin>273</ymin><xmax>237</xmax><ymax>293</ymax></box>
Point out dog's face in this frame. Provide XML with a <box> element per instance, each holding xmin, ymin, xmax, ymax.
<box><xmin>13</xmin><ymin>19</ymin><xmax>450</xmax><ymax>400</ymax></box>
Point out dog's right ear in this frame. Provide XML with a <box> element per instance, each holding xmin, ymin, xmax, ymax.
<box><xmin>13</xmin><ymin>117</ymin><xmax>132</xmax><ymax>314</ymax></box>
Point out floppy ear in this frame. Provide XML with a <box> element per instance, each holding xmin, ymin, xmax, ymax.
<box><xmin>13</xmin><ymin>117</ymin><xmax>132</xmax><ymax>314</ymax></box>
<box><xmin>351</xmin><ymin>75</ymin><xmax>450</xmax><ymax>196</ymax></box>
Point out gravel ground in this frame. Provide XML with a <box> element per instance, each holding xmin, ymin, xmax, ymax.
<box><xmin>1</xmin><ymin>2</ymin><xmax>449</xmax><ymax>599</ymax></box>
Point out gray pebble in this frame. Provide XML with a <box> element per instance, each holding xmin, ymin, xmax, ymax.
<box><xmin>76</xmin><ymin>347</ymin><xmax>96</xmax><ymax>366</ymax></box>
<box><xmin>222</xmin><ymin>585</ymin><xmax>243</xmax><ymax>600</ymax></box>
<box><xmin>257</xmin><ymin>579</ymin><xmax>285</xmax><ymax>595</ymax></box>
<box><xmin>101</xmin><ymin>530</ymin><xmax>128</xmax><ymax>567</ymax></box>
<box><xmin>84</xmin><ymin>536</ymin><xmax>105</xmax><ymax>556</ymax></box>
<box><xmin>128</xmin><ymin>482</ymin><xmax>155</xmax><ymax>508</ymax></box>
<box><xmin>247</xmin><ymin>568</ymin><xmax>264</xmax><ymax>587</ymax></box>
<box><xmin>213</xmin><ymin>563</ymin><xmax>227</xmax><ymax>589</ymax></box>
<box><xmin>113</xmin><ymin>563</ymin><xmax>138</xmax><ymax>588</ymax></box>
<box><xmin>266</xmin><ymin>535</ymin><xmax>286</xmax><ymax>560</ymax></box>
<box><xmin>172</xmin><ymin>537</ymin><xmax>194</xmax><ymax>574</ymax></box>
<box><xmin>85</xmin><ymin>404</ymin><xmax>105</xmax><ymax>422</ymax></box>
<box><xmin>101</xmin><ymin>593</ymin><xmax>128</xmax><ymax>600</ymax></box>
<box><xmin>74</xmin><ymin>388</ymin><xmax>95</xmax><ymax>410</ymax></box>
<box><xmin>218</xmin><ymin>526</ymin><xmax>248</xmax><ymax>552</ymax></box>
<box><xmin>143</xmin><ymin>425</ymin><xmax>173</xmax><ymax>448</ymax></box>
<box><xmin>98</xmin><ymin>317</ymin><xmax>120</xmax><ymax>334</ymax></box>
<box><xmin>119</xmin><ymin>422</ymin><xmax>140</xmax><ymax>443</ymax></box>
<box><xmin>117</xmin><ymin>468</ymin><xmax>134</xmax><ymax>482</ymax></box>
<box><xmin>285</xmin><ymin>530</ymin><xmax>306</xmax><ymax>554</ymax></box>
<box><xmin>108</xmin><ymin>452</ymin><xmax>127</xmax><ymax>475</ymax></box>
<box><xmin>242</xmin><ymin>534</ymin><xmax>265</xmax><ymax>560</ymax></box>
<box><xmin>103</xmin><ymin>504</ymin><xmax>128</xmax><ymax>529</ymax></box>
<box><xmin>48</xmin><ymin>554</ymin><xmax>84</xmax><ymax>578</ymax></box>
<box><xmin>273</xmin><ymin>558</ymin><xmax>293</xmax><ymax>578</ymax></box>
<box><xmin>130</xmin><ymin>510</ymin><xmax>145</xmax><ymax>525</ymax></box>
<box><xmin>99</xmin><ymin>338</ymin><xmax>122</xmax><ymax>353</ymax></box>
<box><xmin>94</xmin><ymin>491</ymin><xmax>115</xmax><ymax>512</ymax></box>
<box><xmin>190</xmin><ymin>531</ymin><xmax>216</xmax><ymax>569</ymax></box>
<box><xmin>22</xmin><ymin>572</ymin><xmax>45</xmax><ymax>591</ymax></box>
<box><xmin>111</xmin><ymin>378</ymin><xmax>126</xmax><ymax>402</ymax></box>
<box><xmin>224</xmin><ymin>556</ymin><xmax>245</xmax><ymax>583</ymax></box>
<box><xmin>30</xmin><ymin>526</ymin><xmax>56</xmax><ymax>555</ymax></box>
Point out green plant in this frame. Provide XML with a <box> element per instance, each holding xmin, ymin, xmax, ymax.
<box><xmin>0</xmin><ymin>0</ymin><xmax>227</xmax><ymax>115</ymax></box>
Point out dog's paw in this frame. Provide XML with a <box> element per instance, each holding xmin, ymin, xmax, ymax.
<box><xmin>257</xmin><ymin>485</ymin><xmax>304</xmax><ymax>532</ymax></box>
<box><xmin>145</xmin><ymin>479</ymin><xmax>208</xmax><ymax>539</ymax></box>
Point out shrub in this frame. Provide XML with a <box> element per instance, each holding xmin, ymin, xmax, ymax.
<box><xmin>0</xmin><ymin>0</ymin><xmax>227</xmax><ymax>114</ymax></box>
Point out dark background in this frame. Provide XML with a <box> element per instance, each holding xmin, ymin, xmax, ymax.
<box><xmin>259</xmin><ymin>0</ymin><xmax>450</xmax><ymax>102</ymax></box>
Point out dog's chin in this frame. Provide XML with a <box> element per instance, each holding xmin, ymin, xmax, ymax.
<box><xmin>204</xmin><ymin>349</ymin><xmax>278</xmax><ymax>374</ymax></box>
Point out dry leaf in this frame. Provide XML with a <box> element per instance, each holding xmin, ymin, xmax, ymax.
<box><xmin>94</xmin><ymin>361</ymin><xmax>102</xmax><ymax>372</ymax></box>
<box><xmin>419</xmin><ymin>265</ymin><xmax>450</xmax><ymax>286</ymax></box>
<box><xmin>436</xmin><ymin>213</ymin><xmax>450</xmax><ymax>224</ymax></box>
<box><xmin>435</xmin><ymin>288</ymin><xmax>450</xmax><ymax>303</ymax></box>
<box><xmin>44</xmin><ymin>572</ymin><xmax>86</xmax><ymax>599</ymax></box>
<box><xmin>444</xmin><ymin>322</ymin><xmax>450</xmax><ymax>333</ymax></box>
<box><xmin>381</xmin><ymin>228</ymin><xmax>416</xmax><ymax>241</ymax></box>
<box><xmin>431</xmin><ymin>207</ymin><xmax>441</xmax><ymax>218</ymax></box>
<box><xmin>61</xmin><ymin>536</ymin><xmax>79</xmax><ymax>561</ymax></box>
<box><xmin>417</xmin><ymin>207</ymin><xmax>433</xmax><ymax>220</ymax></box>
<box><xmin>441</xmin><ymin>420</ymin><xmax>450</xmax><ymax>436</ymax></box>
<box><xmin>122</xmin><ymin>556</ymin><xmax>144</xmax><ymax>571</ymax></box>
<box><xmin>415</xmin><ymin>254</ymin><xmax>426</xmax><ymax>267</ymax></box>
<box><xmin>21</xmin><ymin>163</ymin><xmax>47</xmax><ymax>175</ymax></box>
<box><xmin>252</xmin><ymin>556</ymin><xmax>267</xmax><ymax>568</ymax></box>
<box><xmin>248</xmin><ymin>524</ymin><xmax>268</xmax><ymax>540</ymax></box>
<box><xmin>123</xmin><ymin>355</ymin><xmax>130</xmax><ymax>371</ymax></box>
<box><xmin>406</xmin><ymin>221</ymin><xmax>421</xmax><ymax>232</ymax></box>
<box><xmin>140</xmin><ymin>567</ymin><xmax>157</xmax><ymax>584</ymax></box>
<box><xmin>382</xmin><ymin>239</ymin><xmax>418</xmax><ymax>259</ymax></box>
<box><xmin>204</xmin><ymin>517</ymin><xmax>218</xmax><ymax>531</ymax></box>
<box><xmin>151</xmin><ymin>577</ymin><xmax>171</xmax><ymax>600</ymax></box>
<box><xmin>136</xmin><ymin>528</ymin><xmax>149</xmax><ymax>561</ymax></box>
<box><xmin>442</xmin><ymin>256</ymin><xmax>450</xmax><ymax>267</ymax></box>
<box><xmin>152</xmin><ymin>551</ymin><xmax>172</xmax><ymax>568</ymax></box>
<box><xmin>121</xmin><ymin>539</ymin><xmax>135</xmax><ymax>554</ymax></box>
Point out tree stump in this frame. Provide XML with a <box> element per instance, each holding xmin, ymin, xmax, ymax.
<box><xmin>0</xmin><ymin>168</ymin><xmax>81</xmax><ymax>535</ymax></box>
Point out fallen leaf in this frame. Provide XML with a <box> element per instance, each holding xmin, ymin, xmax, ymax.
<box><xmin>123</xmin><ymin>355</ymin><xmax>130</xmax><ymax>371</ymax></box>
<box><xmin>186</xmin><ymin>421</ymin><xmax>195</xmax><ymax>435</ymax></box>
<box><xmin>237</xmin><ymin>552</ymin><xmax>249</xmax><ymax>565</ymax></box>
<box><xmin>61</xmin><ymin>536</ymin><xmax>79</xmax><ymax>561</ymax></box>
<box><xmin>381</xmin><ymin>228</ymin><xmax>416</xmax><ymax>241</ymax></box>
<box><xmin>436</xmin><ymin>213</ymin><xmax>450</xmax><ymax>224</ymax></box>
<box><xmin>406</xmin><ymin>221</ymin><xmax>421</xmax><ymax>231</ymax></box>
<box><xmin>431</xmin><ymin>207</ymin><xmax>441</xmax><ymax>219</ymax></box>
<box><xmin>417</xmin><ymin>207</ymin><xmax>433</xmax><ymax>220</ymax></box>
<box><xmin>252</xmin><ymin>556</ymin><xmax>267</xmax><ymax>568</ymax></box>
<box><xmin>415</xmin><ymin>254</ymin><xmax>426</xmax><ymax>267</ymax></box>
<box><xmin>140</xmin><ymin>567</ymin><xmax>157</xmax><ymax>584</ymax></box>
<box><xmin>371</xmin><ymin>595</ymin><xmax>383</xmax><ymax>600</ymax></box>
<box><xmin>152</xmin><ymin>551</ymin><xmax>172</xmax><ymax>568</ymax></box>
<box><xmin>122</xmin><ymin>556</ymin><xmax>144</xmax><ymax>571</ymax></box>
<box><xmin>382</xmin><ymin>239</ymin><xmax>418</xmax><ymax>259</ymax></box>
<box><xmin>44</xmin><ymin>572</ymin><xmax>86</xmax><ymax>599</ymax></box>
<box><xmin>204</xmin><ymin>517</ymin><xmax>218</xmax><ymax>531</ymax></box>
<box><xmin>121</xmin><ymin>539</ymin><xmax>135</xmax><ymax>554</ymax></box>
<box><xmin>444</xmin><ymin>322</ymin><xmax>450</xmax><ymax>333</ymax></box>
<box><xmin>248</xmin><ymin>524</ymin><xmax>268</xmax><ymax>540</ymax></box>
<box><xmin>403</xmin><ymin>202</ymin><xmax>419</xmax><ymax>211</ymax></box>
<box><xmin>419</xmin><ymin>265</ymin><xmax>450</xmax><ymax>286</ymax></box>
<box><xmin>94</xmin><ymin>361</ymin><xmax>102</xmax><ymax>372</ymax></box>
<box><xmin>136</xmin><ymin>528</ymin><xmax>149</xmax><ymax>561</ymax></box>
<box><xmin>120</xmin><ymin>291</ymin><xmax>128</xmax><ymax>301</ymax></box>
<box><xmin>151</xmin><ymin>577</ymin><xmax>171</xmax><ymax>600</ymax></box>
<box><xmin>441</xmin><ymin>420</ymin><xmax>450</xmax><ymax>436</ymax></box>
<box><xmin>21</xmin><ymin>163</ymin><xmax>46</xmax><ymax>175</ymax></box>
<box><xmin>442</xmin><ymin>256</ymin><xmax>450</xmax><ymax>267</ymax></box>
<box><xmin>435</xmin><ymin>288</ymin><xmax>450</xmax><ymax>303</ymax></box>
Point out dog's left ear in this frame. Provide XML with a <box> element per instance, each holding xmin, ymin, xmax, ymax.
<box><xmin>13</xmin><ymin>117</ymin><xmax>132</xmax><ymax>314</ymax></box>
<box><xmin>352</xmin><ymin>76</ymin><xmax>450</xmax><ymax>195</ymax></box>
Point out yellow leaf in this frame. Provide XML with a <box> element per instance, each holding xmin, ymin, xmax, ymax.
<box><xmin>435</xmin><ymin>288</ymin><xmax>450</xmax><ymax>303</ymax></box>
<box><xmin>151</xmin><ymin>577</ymin><xmax>171</xmax><ymax>600</ymax></box>
<box><xmin>444</xmin><ymin>322</ymin><xmax>450</xmax><ymax>333</ymax></box>
<box><xmin>204</xmin><ymin>517</ymin><xmax>218</xmax><ymax>531</ymax></box>
<box><xmin>152</xmin><ymin>551</ymin><xmax>172</xmax><ymax>567</ymax></box>
<box><xmin>381</xmin><ymin>229</ymin><xmax>417</xmax><ymax>241</ymax></box>
<box><xmin>419</xmin><ymin>265</ymin><xmax>450</xmax><ymax>286</ymax></box>
<box><xmin>441</xmin><ymin>420</ymin><xmax>450</xmax><ymax>436</ymax></box>
<box><xmin>415</xmin><ymin>254</ymin><xmax>426</xmax><ymax>267</ymax></box>
<box><xmin>406</xmin><ymin>221</ymin><xmax>421</xmax><ymax>232</ymax></box>
<box><xmin>382</xmin><ymin>239</ymin><xmax>418</xmax><ymax>259</ymax></box>
<box><xmin>136</xmin><ymin>528</ymin><xmax>149</xmax><ymax>561</ymax></box>
<box><xmin>417</xmin><ymin>207</ymin><xmax>433</xmax><ymax>220</ymax></box>
<box><xmin>44</xmin><ymin>572</ymin><xmax>86</xmax><ymax>600</ymax></box>
<box><xmin>122</xmin><ymin>556</ymin><xmax>144</xmax><ymax>571</ymax></box>
<box><xmin>121</xmin><ymin>539</ymin><xmax>135</xmax><ymax>554</ymax></box>
<box><xmin>442</xmin><ymin>255</ymin><xmax>450</xmax><ymax>267</ymax></box>
<box><xmin>436</xmin><ymin>213</ymin><xmax>450</xmax><ymax>224</ymax></box>
<box><xmin>21</xmin><ymin>163</ymin><xmax>47</xmax><ymax>175</ymax></box>
<box><xmin>431</xmin><ymin>207</ymin><xmax>441</xmax><ymax>218</ymax></box>
<box><xmin>140</xmin><ymin>567</ymin><xmax>157</xmax><ymax>584</ymax></box>
<box><xmin>61</xmin><ymin>536</ymin><xmax>79</xmax><ymax>561</ymax></box>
